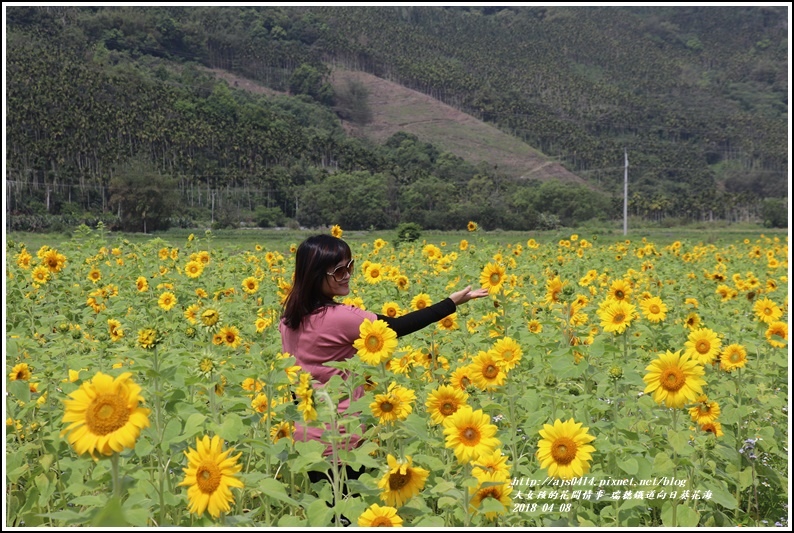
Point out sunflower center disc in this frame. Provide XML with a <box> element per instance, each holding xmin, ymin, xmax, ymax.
<box><xmin>86</xmin><ymin>393</ymin><xmax>130</xmax><ymax>435</ymax></box>
<box><xmin>462</xmin><ymin>427</ymin><xmax>480</xmax><ymax>445</ymax></box>
<box><xmin>441</xmin><ymin>402</ymin><xmax>456</xmax><ymax>416</ymax></box>
<box><xmin>662</xmin><ymin>368</ymin><xmax>686</xmax><ymax>392</ymax></box>
<box><xmin>484</xmin><ymin>365</ymin><xmax>499</xmax><ymax>379</ymax></box>
<box><xmin>196</xmin><ymin>462</ymin><xmax>222</xmax><ymax>493</ymax></box>
<box><xmin>551</xmin><ymin>437</ymin><xmax>577</xmax><ymax>465</ymax></box>
<box><xmin>490</xmin><ymin>273</ymin><xmax>500</xmax><ymax>284</ymax></box>
<box><xmin>381</xmin><ymin>401</ymin><xmax>394</xmax><ymax>413</ymax></box>
<box><xmin>697</xmin><ymin>341</ymin><xmax>710</xmax><ymax>354</ymax></box>
<box><xmin>366</xmin><ymin>335</ymin><xmax>382</xmax><ymax>351</ymax></box>
<box><xmin>650</xmin><ymin>305</ymin><xmax>660</xmax><ymax>314</ymax></box>
<box><xmin>389</xmin><ymin>472</ymin><xmax>410</xmax><ymax>490</ymax></box>
<box><xmin>730</xmin><ymin>353</ymin><xmax>741</xmax><ymax>363</ymax></box>
<box><xmin>613</xmin><ymin>313</ymin><xmax>625</xmax><ymax>323</ymax></box>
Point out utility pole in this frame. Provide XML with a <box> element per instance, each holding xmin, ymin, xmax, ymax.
<box><xmin>623</xmin><ymin>148</ymin><xmax>628</xmax><ymax>236</ymax></box>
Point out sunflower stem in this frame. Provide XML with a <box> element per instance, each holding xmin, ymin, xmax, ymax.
<box><xmin>110</xmin><ymin>453</ymin><xmax>122</xmax><ymax>500</ymax></box>
<box><xmin>461</xmin><ymin>463</ymin><xmax>471</xmax><ymax>527</ymax></box>
<box><xmin>734</xmin><ymin>367</ymin><xmax>743</xmax><ymax>521</ymax></box>
<box><xmin>671</xmin><ymin>408</ymin><xmax>679</xmax><ymax>527</ymax></box>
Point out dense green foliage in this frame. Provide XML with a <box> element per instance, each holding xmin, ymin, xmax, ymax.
<box><xmin>5</xmin><ymin>6</ymin><xmax>787</xmax><ymax>232</ymax></box>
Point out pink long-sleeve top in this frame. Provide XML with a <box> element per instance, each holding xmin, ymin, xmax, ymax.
<box><xmin>279</xmin><ymin>304</ymin><xmax>377</xmax><ymax>455</ymax></box>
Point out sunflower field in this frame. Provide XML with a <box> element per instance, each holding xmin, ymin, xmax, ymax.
<box><xmin>4</xmin><ymin>223</ymin><xmax>789</xmax><ymax>527</ymax></box>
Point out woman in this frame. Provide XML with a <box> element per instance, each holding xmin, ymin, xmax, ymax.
<box><xmin>279</xmin><ymin>234</ymin><xmax>488</xmax><ymax>465</ymax></box>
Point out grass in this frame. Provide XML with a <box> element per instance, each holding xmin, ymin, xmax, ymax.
<box><xmin>6</xmin><ymin>221</ymin><xmax>786</xmax><ymax>254</ymax></box>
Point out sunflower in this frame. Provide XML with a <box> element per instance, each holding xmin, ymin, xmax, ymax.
<box><xmin>183</xmin><ymin>260</ymin><xmax>203</xmax><ymax>279</ymax></box>
<box><xmin>469</xmin><ymin>471</ymin><xmax>512</xmax><ymax>519</ymax></box>
<box><xmin>377</xmin><ymin>454</ymin><xmax>429</xmax><ymax>507</ymax></box>
<box><xmin>370</xmin><ymin>383</ymin><xmax>415</xmax><ymax>424</ymax></box>
<box><xmin>357</xmin><ymin>504</ymin><xmax>403</xmax><ymax>527</ymax></box>
<box><xmin>683</xmin><ymin>312</ymin><xmax>701</xmax><ymax>330</ymax></box>
<box><xmin>108</xmin><ymin>319</ymin><xmax>124</xmax><ymax>342</ymax></box>
<box><xmin>354</xmin><ymin>319</ymin><xmax>398</xmax><ymax>365</ymax></box>
<box><xmin>764</xmin><ymin>321</ymin><xmax>787</xmax><ymax>348</ymax></box>
<box><xmin>720</xmin><ymin>344</ymin><xmax>748</xmax><ymax>372</ymax></box>
<box><xmin>607</xmin><ymin>279</ymin><xmax>633</xmax><ymax>302</ymax></box>
<box><xmin>179</xmin><ymin>435</ymin><xmax>244</xmax><ymax>519</ymax></box>
<box><xmin>212</xmin><ymin>333</ymin><xmax>224</xmax><ymax>346</ymax></box>
<box><xmin>437</xmin><ymin>313</ymin><xmax>459</xmax><ymax>331</ymax></box>
<box><xmin>381</xmin><ymin>301</ymin><xmax>402</xmax><ymax>319</ymax></box>
<box><xmin>137</xmin><ymin>328</ymin><xmax>159</xmax><ymax>349</ymax></box>
<box><xmin>201</xmin><ymin>308</ymin><xmax>221</xmax><ymax>329</ymax></box>
<box><xmin>32</xmin><ymin>265</ymin><xmax>50</xmax><ymax>284</ymax></box>
<box><xmin>250</xmin><ymin>393</ymin><xmax>270</xmax><ymax>415</ymax></box>
<box><xmin>395</xmin><ymin>275</ymin><xmax>410</xmax><ymax>291</ymax></box>
<box><xmin>330</xmin><ymin>224</ymin><xmax>343</xmax><ymax>238</ymax></box>
<box><xmin>442</xmin><ymin>405</ymin><xmax>501</xmax><ymax>464</ymax></box>
<box><xmin>158</xmin><ymin>247</ymin><xmax>169</xmax><ymax>261</ymax></box>
<box><xmin>87</xmin><ymin>268</ymin><xmax>102</xmax><ymax>283</ymax></box>
<box><xmin>459</xmin><ymin>239</ymin><xmax>469</xmax><ymax>251</ymax></box>
<box><xmin>9</xmin><ymin>363</ymin><xmax>32</xmax><ymax>381</ymax></box>
<box><xmin>219</xmin><ymin>325</ymin><xmax>241</xmax><ymax>349</ymax></box>
<box><xmin>543</xmin><ymin>276</ymin><xmax>564</xmax><ymax>306</ymax></box>
<box><xmin>270</xmin><ymin>421</ymin><xmax>293</xmax><ymax>443</ymax></box>
<box><xmin>410</xmin><ymin>293</ymin><xmax>432</xmax><ymax>311</ymax></box>
<box><xmin>469</xmin><ymin>351</ymin><xmax>507</xmax><ymax>390</ymax></box>
<box><xmin>471</xmin><ymin>448</ymin><xmax>511</xmax><ymax>479</ymax></box>
<box><xmin>41</xmin><ymin>249</ymin><xmax>67</xmax><ymax>273</ymax></box>
<box><xmin>640</xmin><ymin>296</ymin><xmax>668</xmax><ymax>323</ymax></box>
<box><xmin>688</xmin><ymin>395</ymin><xmax>721</xmax><ymax>425</ymax></box>
<box><xmin>467</xmin><ymin>221</ymin><xmax>478</xmax><ymax>232</ymax></box>
<box><xmin>425</xmin><ymin>385</ymin><xmax>468</xmax><ymax>425</ymax></box>
<box><xmin>536</xmin><ymin>418</ymin><xmax>596</xmax><ymax>480</ymax></box>
<box><xmin>643</xmin><ymin>350</ymin><xmax>706</xmax><ymax>408</ymax></box>
<box><xmin>61</xmin><ymin>372</ymin><xmax>151</xmax><ymax>457</ymax></box>
<box><xmin>251</xmin><ymin>316</ymin><xmax>269</xmax><ymax>333</ymax></box>
<box><xmin>699</xmin><ymin>421</ymin><xmax>724</xmax><ymax>437</ymax></box>
<box><xmin>597</xmin><ymin>299</ymin><xmax>636</xmax><ymax>334</ymax></box>
<box><xmin>449</xmin><ymin>365</ymin><xmax>474</xmax><ymax>392</ymax></box>
<box><xmin>194</xmin><ymin>250</ymin><xmax>211</xmax><ymax>265</ymax></box>
<box><xmin>753</xmin><ymin>297</ymin><xmax>783</xmax><ymax>324</ymax></box>
<box><xmin>295</xmin><ymin>373</ymin><xmax>317</xmax><ymax>422</ymax></box>
<box><xmin>480</xmin><ymin>263</ymin><xmax>506</xmax><ymax>295</ymax></box>
<box><xmin>136</xmin><ymin>276</ymin><xmax>149</xmax><ymax>292</ymax></box>
<box><xmin>158</xmin><ymin>291</ymin><xmax>177</xmax><ymax>312</ymax></box>
<box><xmin>489</xmin><ymin>337</ymin><xmax>522</xmax><ymax>372</ymax></box>
<box><xmin>16</xmin><ymin>248</ymin><xmax>32</xmax><ymax>269</ymax></box>
<box><xmin>684</xmin><ymin>328</ymin><xmax>722</xmax><ymax>365</ymax></box>
<box><xmin>527</xmin><ymin>319</ymin><xmax>543</xmax><ymax>334</ymax></box>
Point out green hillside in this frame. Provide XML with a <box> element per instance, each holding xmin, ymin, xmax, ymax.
<box><xmin>5</xmin><ymin>6</ymin><xmax>788</xmax><ymax>232</ymax></box>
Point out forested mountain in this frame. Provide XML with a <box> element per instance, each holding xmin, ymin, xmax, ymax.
<box><xmin>5</xmin><ymin>5</ymin><xmax>789</xmax><ymax>231</ymax></box>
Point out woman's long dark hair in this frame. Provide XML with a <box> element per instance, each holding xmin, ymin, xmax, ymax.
<box><xmin>281</xmin><ymin>234</ymin><xmax>352</xmax><ymax>330</ymax></box>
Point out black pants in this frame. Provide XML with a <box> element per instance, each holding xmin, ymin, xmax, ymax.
<box><xmin>307</xmin><ymin>464</ymin><xmax>366</xmax><ymax>489</ymax></box>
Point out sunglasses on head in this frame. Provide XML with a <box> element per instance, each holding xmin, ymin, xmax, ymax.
<box><xmin>327</xmin><ymin>259</ymin><xmax>354</xmax><ymax>282</ymax></box>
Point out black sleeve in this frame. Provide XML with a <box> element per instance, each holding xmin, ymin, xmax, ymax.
<box><xmin>376</xmin><ymin>298</ymin><xmax>456</xmax><ymax>337</ymax></box>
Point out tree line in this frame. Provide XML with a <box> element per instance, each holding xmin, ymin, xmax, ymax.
<box><xmin>5</xmin><ymin>6</ymin><xmax>788</xmax><ymax>232</ymax></box>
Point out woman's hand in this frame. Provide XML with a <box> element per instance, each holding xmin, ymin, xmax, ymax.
<box><xmin>449</xmin><ymin>286</ymin><xmax>490</xmax><ymax>306</ymax></box>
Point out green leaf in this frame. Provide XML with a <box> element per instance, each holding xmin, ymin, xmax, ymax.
<box><xmin>618</xmin><ymin>457</ymin><xmax>638</xmax><ymax>476</ymax></box>
<box><xmin>90</xmin><ymin>496</ymin><xmax>129</xmax><ymax>527</ymax></box>
<box><xmin>704</xmin><ymin>484</ymin><xmax>737</xmax><ymax>510</ymax></box>
<box><xmin>413</xmin><ymin>515</ymin><xmax>446</xmax><ymax>527</ymax></box>
<box><xmin>259</xmin><ymin>477</ymin><xmax>299</xmax><ymax>506</ymax></box>
<box><xmin>478</xmin><ymin>497</ymin><xmax>507</xmax><ymax>515</ymax></box>
<box><xmin>652</xmin><ymin>452</ymin><xmax>675</xmax><ymax>474</ymax></box>
<box><xmin>306</xmin><ymin>498</ymin><xmax>333</xmax><ymax>527</ymax></box>
<box><xmin>212</xmin><ymin>412</ymin><xmax>245</xmax><ymax>441</ymax></box>
<box><xmin>181</xmin><ymin>412</ymin><xmax>207</xmax><ymax>439</ymax></box>
<box><xmin>661</xmin><ymin>501</ymin><xmax>700</xmax><ymax>527</ymax></box>
<box><xmin>667</xmin><ymin>429</ymin><xmax>691</xmax><ymax>455</ymax></box>
<box><xmin>430</xmin><ymin>480</ymin><xmax>458</xmax><ymax>495</ymax></box>
<box><xmin>160</xmin><ymin>417</ymin><xmax>182</xmax><ymax>450</ymax></box>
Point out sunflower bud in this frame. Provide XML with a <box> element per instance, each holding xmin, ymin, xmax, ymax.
<box><xmin>608</xmin><ymin>366</ymin><xmax>623</xmax><ymax>381</ymax></box>
<box><xmin>544</xmin><ymin>375</ymin><xmax>558</xmax><ymax>388</ymax></box>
